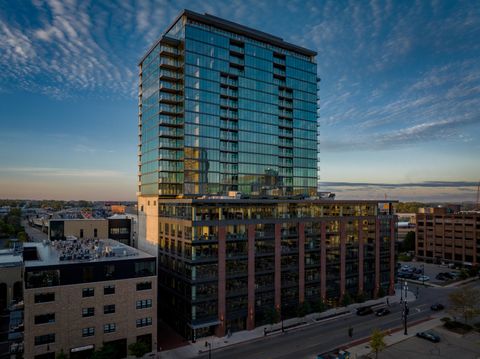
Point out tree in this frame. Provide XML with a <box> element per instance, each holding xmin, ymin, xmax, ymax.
<box><xmin>296</xmin><ymin>301</ymin><xmax>311</xmax><ymax>317</ymax></box>
<box><xmin>17</xmin><ymin>231</ymin><xmax>28</xmax><ymax>242</ymax></box>
<box><xmin>341</xmin><ymin>293</ymin><xmax>352</xmax><ymax>307</ymax></box>
<box><xmin>448</xmin><ymin>287</ymin><xmax>480</xmax><ymax>324</ymax></box>
<box><xmin>370</xmin><ymin>328</ymin><xmax>386</xmax><ymax>359</ymax></box>
<box><xmin>265</xmin><ymin>306</ymin><xmax>280</xmax><ymax>325</ymax></box>
<box><xmin>91</xmin><ymin>345</ymin><xmax>115</xmax><ymax>359</ymax></box>
<box><xmin>312</xmin><ymin>299</ymin><xmax>327</xmax><ymax>313</ymax></box>
<box><xmin>402</xmin><ymin>231</ymin><xmax>415</xmax><ymax>252</ymax></box>
<box><xmin>128</xmin><ymin>341</ymin><xmax>150</xmax><ymax>358</ymax></box>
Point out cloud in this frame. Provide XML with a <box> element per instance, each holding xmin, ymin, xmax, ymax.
<box><xmin>319</xmin><ymin>181</ymin><xmax>479</xmax><ymax>188</ymax></box>
<box><xmin>1</xmin><ymin>167</ymin><xmax>124</xmax><ymax>178</ymax></box>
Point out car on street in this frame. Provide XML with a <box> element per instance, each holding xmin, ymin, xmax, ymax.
<box><xmin>416</xmin><ymin>330</ymin><xmax>440</xmax><ymax>342</ymax></box>
<box><xmin>375</xmin><ymin>308</ymin><xmax>391</xmax><ymax>316</ymax></box>
<box><xmin>417</xmin><ymin>275</ymin><xmax>430</xmax><ymax>281</ymax></box>
<box><xmin>414</xmin><ymin>268</ymin><xmax>422</xmax><ymax>274</ymax></box>
<box><xmin>430</xmin><ymin>303</ymin><xmax>444</xmax><ymax>311</ymax></box>
<box><xmin>356</xmin><ymin>306</ymin><xmax>373</xmax><ymax>316</ymax></box>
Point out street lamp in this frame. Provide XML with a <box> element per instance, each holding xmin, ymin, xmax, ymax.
<box><xmin>204</xmin><ymin>341</ymin><xmax>212</xmax><ymax>359</ymax></box>
<box><xmin>403</xmin><ymin>281</ymin><xmax>409</xmax><ymax>335</ymax></box>
<box><xmin>421</xmin><ymin>264</ymin><xmax>425</xmax><ymax>287</ymax></box>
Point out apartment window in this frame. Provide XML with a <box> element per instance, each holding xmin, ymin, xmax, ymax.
<box><xmin>136</xmin><ymin>299</ymin><xmax>152</xmax><ymax>309</ymax></box>
<box><xmin>82</xmin><ymin>307</ymin><xmax>95</xmax><ymax>317</ymax></box>
<box><xmin>34</xmin><ymin>313</ymin><xmax>55</xmax><ymax>325</ymax></box>
<box><xmin>82</xmin><ymin>327</ymin><xmax>95</xmax><ymax>337</ymax></box>
<box><xmin>104</xmin><ymin>323</ymin><xmax>116</xmax><ymax>333</ymax></box>
<box><xmin>136</xmin><ymin>281</ymin><xmax>152</xmax><ymax>291</ymax></box>
<box><xmin>34</xmin><ymin>292</ymin><xmax>55</xmax><ymax>303</ymax></box>
<box><xmin>82</xmin><ymin>288</ymin><xmax>94</xmax><ymax>297</ymax></box>
<box><xmin>104</xmin><ymin>285</ymin><xmax>115</xmax><ymax>295</ymax></box>
<box><xmin>136</xmin><ymin>317</ymin><xmax>152</xmax><ymax>327</ymax></box>
<box><xmin>80</xmin><ymin>229</ymin><xmax>84</xmax><ymax>238</ymax></box>
<box><xmin>104</xmin><ymin>264</ymin><xmax>115</xmax><ymax>279</ymax></box>
<box><xmin>34</xmin><ymin>333</ymin><xmax>55</xmax><ymax>346</ymax></box>
<box><xmin>104</xmin><ymin>304</ymin><xmax>116</xmax><ymax>314</ymax></box>
<box><xmin>94</xmin><ymin>228</ymin><xmax>98</xmax><ymax>237</ymax></box>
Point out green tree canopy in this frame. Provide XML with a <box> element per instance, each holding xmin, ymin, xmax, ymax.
<box><xmin>370</xmin><ymin>328</ymin><xmax>386</xmax><ymax>359</ymax></box>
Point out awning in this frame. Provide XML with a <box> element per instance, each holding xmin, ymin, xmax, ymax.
<box><xmin>188</xmin><ymin>320</ymin><xmax>220</xmax><ymax>330</ymax></box>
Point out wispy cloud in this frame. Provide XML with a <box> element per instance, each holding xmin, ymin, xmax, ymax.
<box><xmin>1</xmin><ymin>167</ymin><xmax>124</xmax><ymax>178</ymax></box>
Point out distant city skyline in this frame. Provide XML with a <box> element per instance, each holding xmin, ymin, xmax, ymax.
<box><xmin>1</xmin><ymin>1</ymin><xmax>479</xmax><ymax>202</ymax></box>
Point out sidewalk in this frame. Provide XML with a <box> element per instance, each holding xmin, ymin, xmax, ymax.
<box><xmin>157</xmin><ymin>290</ymin><xmax>416</xmax><ymax>359</ymax></box>
<box><xmin>346</xmin><ymin>316</ymin><xmax>443</xmax><ymax>358</ymax></box>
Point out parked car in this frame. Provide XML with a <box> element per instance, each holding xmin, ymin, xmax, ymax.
<box><xmin>375</xmin><ymin>308</ymin><xmax>391</xmax><ymax>316</ymax></box>
<box><xmin>416</xmin><ymin>330</ymin><xmax>440</xmax><ymax>342</ymax></box>
<box><xmin>417</xmin><ymin>275</ymin><xmax>430</xmax><ymax>281</ymax></box>
<box><xmin>414</xmin><ymin>268</ymin><xmax>423</xmax><ymax>274</ymax></box>
<box><xmin>356</xmin><ymin>306</ymin><xmax>373</xmax><ymax>316</ymax></box>
<box><xmin>430</xmin><ymin>303</ymin><xmax>444</xmax><ymax>311</ymax></box>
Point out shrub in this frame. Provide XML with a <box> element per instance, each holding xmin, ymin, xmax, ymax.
<box><xmin>440</xmin><ymin>317</ymin><xmax>451</xmax><ymax>323</ymax></box>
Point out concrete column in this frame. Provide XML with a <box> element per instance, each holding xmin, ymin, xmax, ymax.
<box><xmin>247</xmin><ymin>224</ymin><xmax>255</xmax><ymax>330</ymax></box>
<box><xmin>374</xmin><ymin>218</ymin><xmax>380</xmax><ymax>298</ymax></box>
<box><xmin>358</xmin><ymin>222</ymin><xmax>364</xmax><ymax>295</ymax></box>
<box><xmin>389</xmin><ymin>218</ymin><xmax>396</xmax><ymax>295</ymax></box>
<box><xmin>274</xmin><ymin>223</ymin><xmax>282</xmax><ymax>313</ymax></box>
<box><xmin>298</xmin><ymin>222</ymin><xmax>305</xmax><ymax>304</ymax></box>
<box><xmin>339</xmin><ymin>220</ymin><xmax>346</xmax><ymax>298</ymax></box>
<box><xmin>320</xmin><ymin>222</ymin><xmax>327</xmax><ymax>301</ymax></box>
<box><xmin>216</xmin><ymin>226</ymin><xmax>226</xmax><ymax>337</ymax></box>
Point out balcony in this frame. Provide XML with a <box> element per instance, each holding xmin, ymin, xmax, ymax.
<box><xmin>220</xmin><ymin>110</ymin><xmax>238</xmax><ymax>119</ymax></box>
<box><xmin>220</xmin><ymin>120</ymin><xmax>238</xmax><ymax>130</ymax></box>
<box><xmin>220</xmin><ymin>100</ymin><xmax>238</xmax><ymax>109</ymax></box>
<box><xmin>220</xmin><ymin>142</ymin><xmax>238</xmax><ymax>152</ymax></box>
<box><xmin>159</xmin><ymin>94</ymin><xmax>183</xmax><ymax>104</ymax></box>
<box><xmin>220</xmin><ymin>131</ymin><xmax>238</xmax><ymax>141</ymax></box>
<box><xmin>159</xmin><ymin>116</ymin><xmax>183</xmax><ymax>127</ymax></box>
<box><xmin>279</xmin><ymin>109</ymin><xmax>293</xmax><ymax>118</ymax></box>
<box><xmin>159</xmin><ymin>128</ymin><xmax>183</xmax><ymax>138</ymax></box>
<box><xmin>279</xmin><ymin>119</ymin><xmax>293</xmax><ymax>128</ymax></box>
<box><xmin>160</xmin><ymin>70</ymin><xmax>183</xmax><ymax>82</ymax></box>
<box><xmin>160</xmin><ymin>58</ymin><xmax>182</xmax><ymax>70</ymax></box>
<box><xmin>159</xmin><ymin>104</ymin><xmax>183</xmax><ymax>116</ymax></box>
<box><xmin>159</xmin><ymin>82</ymin><xmax>182</xmax><ymax>94</ymax></box>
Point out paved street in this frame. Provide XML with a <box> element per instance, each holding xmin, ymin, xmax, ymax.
<box><xmin>22</xmin><ymin>220</ymin><xmax>47</xmax><ymax>242</ymax></box>
<box><xmin>193</xmin><ymin>283</ymin><xmax>474</xmax><ymax>359</ymax></box>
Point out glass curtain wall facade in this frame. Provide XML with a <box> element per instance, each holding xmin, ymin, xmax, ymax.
<box><xmin>139</xmin><ymin>11</ymin><xmax>318</xmax><ymax>198</ymax></box>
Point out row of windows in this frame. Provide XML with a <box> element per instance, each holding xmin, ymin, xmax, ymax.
<box><xmin>185</xmin><ymin>25</ymin><xmax>316</xmax><ymax>72</ymax></box>
<box><xmin>185</xmin><ymin>63</ymin><xmax>317</xmax><ymax>98</ymax></box>
<box><xmin>184</xmin><ymin>48</ymin><xmax>317</xmax><ymax>85</ymax></box>
<box><xmin>34</xmin><ymin>282</ymin><xmax>152</xmax><ymax>304</ymax></box>
<box><xmin>81</xmin><ymin>323</ymin><xmax>117</xmax><ymax>337</ymax></box>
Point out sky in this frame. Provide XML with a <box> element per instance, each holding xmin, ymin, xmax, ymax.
<box><xmin>0</xmin><ymin>0</ymin><xmax>479</xmax><ymax>202</ymax></box>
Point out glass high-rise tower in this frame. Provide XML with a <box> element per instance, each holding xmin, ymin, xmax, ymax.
<box><xmin>137</xmin><ymin>10</ymin><xmax>397</xmax><ymax>342</ymax></box>
<box><xmin>138</xmin><ymin>10</ymin><xmax>318</xmax><ymax>199</ymax></box>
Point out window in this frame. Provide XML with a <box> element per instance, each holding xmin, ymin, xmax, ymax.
<box><xmin>104</xmin><ymin>264</ymin><xmax>115</xmax><ymax>279</ymax></box>
<box><xmin>34</xmin><ymin>333</ymin><xmax>55</xmax><ymax>346</ymax></box>
<box><xmin>136</xmin><ymin>317</ymin><xmax>152</xmax><ymax>327</ymax></box>
<box><xmin>104</xmin><ymin>304</ymin><xmax>116</xmax><ymax>314</ymax></box>
<box><xmin>104</xmin><ymin>285</ymin><xmax>115</xmax><ymax>295</ymax></box>
<box><xmin>136</xmin><ymin>299</ymin><xmax>152</xmax><ymax>309</ymax></box>
<box><xmin>94</xmin><ymin>228</ymin><xmax>98</xmax><ymax>237</ymax></box>
<box><xmin>134</xmin><ymin>261</ymin><xmax>155</xmax><ymax>276</ymax></box>
<box><xmin>34</xmin><ymin>292</ymin><xmax>55</xmax><ymax>303</ymax></box>
<box><xmin>82</xmin><ymin>266</ymin><xmax>94</xmax><ymax>282</ymax></box>
<box><xmin>136</xmin><ymin>281</ymin><xmax>152</xmax><ymax>291</ymax></box>
<box><xmin>82</xmin><ymin>327</ymin><xmax>95</xmax><ymax>337</ymax></box>
<box><xmin>34</xmin><ymin>313</ymin><xmax>55</xmax><ymax>324</ymax></box>
<box><xmin>80</xmin><ymin>229</ymin><xmax>84</xmax><ymax>238</ymax></box>
<box><xmin>104</xmin><ymin>323</ymin><xmax>116</xmax><ymax>333</ymax></box>
<box><xmin>82</xmin><ymin>307</ymin><xmax>95</xmax><ymax>317</ymax></box>
<box><xmin>82</xmin><ymin>288</ymin><xmax>94</xmax><ymax>297</ymax></box>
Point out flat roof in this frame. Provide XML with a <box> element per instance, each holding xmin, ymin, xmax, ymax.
<box><xmin>139</xmin><ymin>9</ymin><xmax>316</xmax><ymax>65</ymax></box>
<box><xmin>158</xmin><ymin>198</ymin><xmax>398</xmax><ymax>205</ymax></box>
<box><xmin>0</xmin><ymin>253</ymin><xmax>23</xmax><ymax>267</ymax></box>
<box><xmin>24</xmin><ymin>239</ymin><xmax>154</xmax><ymax>268</ymax></box>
